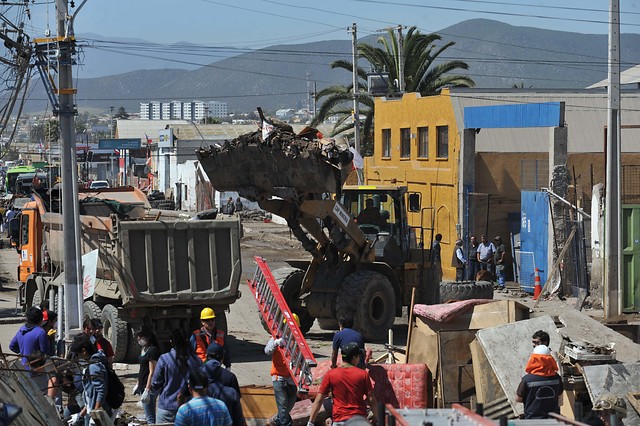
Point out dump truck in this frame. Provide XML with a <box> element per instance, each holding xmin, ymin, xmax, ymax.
<box><xmin>11</xmin><ymin>186</ymin><xmax>241</xmax><ymax>362</ymax></box>
<box><xmin>196</xmin><ymin>115</ymin><xmax>493</xmax><ymax>340</ymax></box>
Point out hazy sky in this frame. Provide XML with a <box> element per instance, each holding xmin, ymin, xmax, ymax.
<box><xmin>23</xmin><ymin>0</ymin><xmax>640</xmax><ymax>48</ymax></box>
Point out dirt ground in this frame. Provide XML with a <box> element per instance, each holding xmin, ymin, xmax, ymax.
<box><xmin>0</xmin><ymin>218</ymin><xmax>621</xmax><ymax>425</ymax></box>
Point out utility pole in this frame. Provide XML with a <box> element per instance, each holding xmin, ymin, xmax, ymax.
<box><xmin>56</xmin><ymin>0</ymin><xmax>83</xmax><ymax>337</ymax></box>
<box><xmin>348</xmin><ymin>23</ymin><xmax>362</xmax><ymax>184</ymax></box>
<box><xmin>604</xmin><ymin>0</ymin><xmax>621</xmax><ymax>318</ymax></box>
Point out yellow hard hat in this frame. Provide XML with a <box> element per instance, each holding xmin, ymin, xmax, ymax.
<box><xmin>284</xmin><ymin>313</ymin><xmax>300</xmax><ymax>327</ymax></box>
<box><xmin>200</xmin><ymin>307</ymin><xmax>216</xmax><ymax>320</ymax></box>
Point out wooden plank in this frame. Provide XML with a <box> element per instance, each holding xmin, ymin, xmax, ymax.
<box><xmin>438</xmin><ymin>330</ymin><xmax>476</xmax><ymax>406</ymax></box>
<box><xmin>240</xmin><ymin>385</ymin><xmax>278</xmax><ymax>419</ymax></box>
<box><xmin>626</xmin><ymin>391</ymin><xmax>640</xmax><ymax>415</ymax></box>
<box><xmin>533</xmin><ymin>226</ymin><xmax>576</xmax><ymax>308</ymax></box>
<box><xmin>470</xmin><ymin>339</ymin><xmax>505</xmax><ymax>405</ymax></box>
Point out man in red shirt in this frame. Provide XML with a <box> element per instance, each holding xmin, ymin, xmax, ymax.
<box><xmin>308</xmin><ymin>342</ymin><xmax>377</xmax><ymax>425</ymax></box>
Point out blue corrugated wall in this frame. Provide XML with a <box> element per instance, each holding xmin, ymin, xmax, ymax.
<box><xmin>520</xmin><ymin>191</ymin><xmax>549</xmax><ymax>293</ymax></box>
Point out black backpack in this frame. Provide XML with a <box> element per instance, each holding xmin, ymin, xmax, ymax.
<box><xmin>105</xmin><ymin>368</ymin><xmax>125</xmax><ymax>409</ymax></box>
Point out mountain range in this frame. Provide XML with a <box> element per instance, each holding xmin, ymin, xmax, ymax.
<box><xmin>24</xmin><ymin>19</ymin><xmax>640</xmax><ymax>115</ymax></box>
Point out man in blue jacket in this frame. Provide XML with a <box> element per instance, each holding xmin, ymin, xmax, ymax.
<box><xmin>9</xmin><ymin>306</ymin><xmax>50</xmax><ymax>366</ymax></box>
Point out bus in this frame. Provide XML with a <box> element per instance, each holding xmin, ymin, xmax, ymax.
<box><xmin>5</xmin><ymin>165</ymin><xmax>36</xmax><ymax>194</ymax></box>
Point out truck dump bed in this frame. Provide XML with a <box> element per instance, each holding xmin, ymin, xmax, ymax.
<box><xmin>117</xmin><ymin>218</ymin><xmax>241</xmax><ymax>306</ymax></box>
<box><xmin>196</xmin><ymin>125</ymin><xmax>353</xmax><ymax>200</ymax></box>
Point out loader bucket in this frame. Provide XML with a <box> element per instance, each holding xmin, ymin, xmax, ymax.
<box><xmin>196</xmin><ymin>127</ymin><xmax>353</xmax><ymax>200</ymax></box>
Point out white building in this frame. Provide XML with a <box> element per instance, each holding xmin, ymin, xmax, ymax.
<box><xmin>140</xmin><ymin>100</ymin><xmax>228</xmax><ymax>121</ymax></box>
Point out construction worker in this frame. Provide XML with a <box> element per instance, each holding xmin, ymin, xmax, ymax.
<box><xmin>191</xmin><ymin>307</ymin><xmax>230</xmax><ymax>367</ymax></box>
<box><xmin>265</xmin><ymin>313</ymin><xmax>300</xmax><ymax>426</ymax></box>
<box><xmin>515</xmin><ymin>345</ymin><xmax>563</xmax><ymax>419</ymax></box>
<box><xmin>308</xmin><ymin>342</ymin><xmax>377</xmax><ymax>425</ymax></box>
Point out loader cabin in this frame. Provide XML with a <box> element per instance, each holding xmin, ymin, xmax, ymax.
<box><xmin>341</xmin><ymin>185</ymin><xmax>421</xmax><ymax>264</ymax></box>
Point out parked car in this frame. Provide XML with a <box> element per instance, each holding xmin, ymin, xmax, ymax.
<box><xmin>89</xmin><ymin>180</ymin><xmax>110</xmax><ymax>189</ymax></box>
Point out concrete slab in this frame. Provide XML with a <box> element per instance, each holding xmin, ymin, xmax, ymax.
<box><xmin>581</xmin><ymin>363</ymin><xmax>640</xmax><ymax>426</ymax></box>
<box><xmin>558</xmin><ymin>310</ymin><xmax>640</xmax><ymax>363</ymax></box>
<box><xmin>476</xmin><ymin>315</ymin><xmax>562</xmax><ymax>417</ymax></box>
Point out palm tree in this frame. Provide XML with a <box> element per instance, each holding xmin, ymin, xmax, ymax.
<box><xmin>312</xmin><ymin>26</ymin><xmax>474</xmax><ymax>155</ymax></box>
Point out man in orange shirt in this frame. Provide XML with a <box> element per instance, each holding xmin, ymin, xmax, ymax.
<box><xmin>308</xmin><ymin>342</ymin><xmax>377</xmax><ymax>425</ymax></box>
<box><xmin>265</xmin><ymin>314</ymin><xmax>299</xmax><ymax>426</ymax></box>
<box><xmin>191</xmin><ymin>307</ymin><xmax>230</xmax><ymax>367</ymax></box>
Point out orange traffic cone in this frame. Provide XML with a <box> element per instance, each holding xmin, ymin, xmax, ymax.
<box><xmin>532</xmin><ymin>268</ymin><xmax>542</xmax><ymax>300</ymax></box>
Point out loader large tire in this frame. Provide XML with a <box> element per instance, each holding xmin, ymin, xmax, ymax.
<box><xmin>272</xmin><ymin>267</ymin><xmax>314</xmax><ymax>334</ymax></box>
<box><xmin>336</xmin><ymin>270</ymin><xmax>395</xmax><ymax>342</ymax></box>
<box><xmin>32</xmin><ymin>289</ymin><xmax>42</xmax><ymax>308</ymax></box>
<box><xmin>439</xmin><ymin>280</ymin><xmax>494</xmax><ymax>303</ymax></box>
<box><xmin>83</xmin><ymin>301</ymin><xmax>102</xmax><ymax>322</ymax></box>
<box><xmin>101</xmin><ymin>304</ymin><xmax>128</xmax><ymax>363</ymax></box>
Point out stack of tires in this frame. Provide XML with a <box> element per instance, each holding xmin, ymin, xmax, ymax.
<box><xmin>439</xmin><ymin>280</ymin><xmax>494</xmax><ymax>303</ymax></box>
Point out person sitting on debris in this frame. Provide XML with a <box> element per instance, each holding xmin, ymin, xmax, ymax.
<box><xmin>356</xmin><ymin>198</ymin><xmax>384</xmax><ymax>228</ymax></box>
<box><xmin>331</xmin><ymin>315</ymin><xmax>367</xmax><ymax>369</ymax></box>
<box><xmin>308</xmin><ymin>342</ymin><xmax>377</xmax><ymax>425</ymax></box>
<box><xmin>93</xmin><ymin>319</ymin><xmax>115</xmax><ymax>368</ymax></box>
<box><xmin>265</xmin><ymin>314</ymin><xmax>300</xmax><ymax>426</ymax></box>
<box><xmin>191</xmin><ymin>307</ymin><xmax>230</xmax><ymax>367</ymax></box>
<box><xmin>516</xmin><ymin>345</ymin><xmax>563</xmax><ymax>419</ymax></box>
<box><xmin>222</xmin><ymin>197</ymin><xmax>236</xmax><ymax>215</ymax></box>
<box><xmin>582</xmin><ymin>394</ymin><xmax>627</xmax><ymax>426</ymax></box>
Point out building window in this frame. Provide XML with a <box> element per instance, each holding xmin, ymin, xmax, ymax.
<box><xmin>418</xmin><ymin>126</ymin><xmax>428</xmax><ymax>158</ymax></box>
<box><xmin>382</xmin><ymin>129</ymin><xmax>391</xmax><ymax>157</ymax></box>
<box><xmin>436</xmin><ymin>125</ymin><xmax>448</xmax><ymax>158</ymax></box>
<box><xmin>400</xmin><ymin>128</ymin><xmax>411</xmax><ymax>158</ymax></box>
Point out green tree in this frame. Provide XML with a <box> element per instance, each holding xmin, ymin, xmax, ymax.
<box><xmin>114</xmin><ymin>106</ymin><xmax>129</xmax><ymax>119</ymax></box>
<box><xmin>312</xmin><ymin>27</ymin><xmax>474</xmax><ymax>155</ymax></box>
<box><xmin>30</xmin><ymin>119</ymin><xmax>60</xmax><ymax>147</ymax></box>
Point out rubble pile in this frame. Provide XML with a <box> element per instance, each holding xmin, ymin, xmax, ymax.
<box><xmin>238</xmin><ymin>209</ymin><xmax>272</xmax><ymax>222</ymax></box>
<box><xmin>196</xmin><ymin>121</ymin><xmax>354</xmax><ymax>201</ymax></box>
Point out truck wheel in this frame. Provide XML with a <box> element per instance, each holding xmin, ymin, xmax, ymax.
<box><xmin>83</xmin><ymin>301</ymin><xmax>102</xmax><ymax>321</ymax></box>
<box><xmin>125</xmin><ymin>327</ymin><xmax>141</xmax><ymax>364</ymax></box>
<box><xmin>336</xmin><ymin>271</ymin><xmax>395</xmax><ymax>342</ymax></box>
<box><xmin>439</xmin><ymin>280</ymin><xmax>494</xmax><ymax>303</ymax></box>
<box><xmin>317</xmin><ymin>318</ymin><xmax>339</xmax><ymax>330</ymax></box>
<box><xmin>101</xmin><ymin>304</ymin><xmax>129</xmax><ymax>363</ymax></box>
<box><xmin>32</xmin><ymin>289</ymin><xmax>42</xmax><ymax>308</ymax></box>
<box><xmin>273</xmin><ymin>268</ymin><xmax>314</xmax><ymax>334</ymax></box>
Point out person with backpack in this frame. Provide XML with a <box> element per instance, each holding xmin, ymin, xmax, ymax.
<box><xmin>203</xmin><ymin>343</ymin><xmax>245</xmax><ymax>426</ymax></box>
<box><xmin>152</xmin><ymin>328</ymin><xmax>202</xmax><ymax>424</ymax></box>
<box><xmin>68</xmin><ymin>334</ymin><xmax>111</xmax><ymax>426</ymax></box>
<box><xmin>134</xmin><ymin>326</ymin><xmax>160</xmax><ymax>425</ymax></box>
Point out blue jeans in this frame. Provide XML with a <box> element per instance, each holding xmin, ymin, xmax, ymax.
<box><xmin>496</xmin><ymin>265</ymin><xmax>505</xmax><ymax>287</ymax></box>
<box><xmin>156</xmin><ymin>407</ymin><xmax>176</xmax><ymax>424</ymax></box>
<box><xmin>272</xmin><ymin>379</ymin><xmax>297</xmax><ymax>426</ymax></box>
<box><xmin>143</xmin><ymin>393</ymin><xmax>157</xmax><ymax>425</ymax></box>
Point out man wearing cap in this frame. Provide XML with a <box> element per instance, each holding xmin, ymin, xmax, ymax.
<box><xmin>191</xmin><ymin>307</ymin><xmax>230</xmax><ymax>367</ymax></box>
<box><xmin>265</xmin><ymin>313</ymin><xmax>300</xmax><ymax>426</ymax></box>
<box><xmin>452</xmin><ymin>239</ymin><xmax>467</xmax><ymax>282</ymax></box>
<box><xmin>493</xmin><ymin>236</ymin><xmax>507</xmax><ymax>289</ymax></box>
<box><xmin>175</xmin><ymin>368</ymin><xmax>232</xmax><ymax>426</ymax></box>
<box><xmin>331</xmin><ymin>315</ymin><xmax>366</xmax><ymax>369</ymax></box>
<box><xmin>308</xmin><ymin>342</ymin><xmax>377</xmax><ymax>425</ymax></box>
<box><xmin>516</xmin><ymin>345</ymin><xmax>563</xmax><ymax>419</ymax></box>
<box><xmin>203</xmin><ymin>342</ymin><xmax>245</xmax><ymax>426</ymax></box>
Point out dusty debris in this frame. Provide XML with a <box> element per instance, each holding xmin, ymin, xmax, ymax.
<box><xmin>196</xmin><ymin>112</ymin><xmax>353</xmax><ymax>200</ymax></box>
